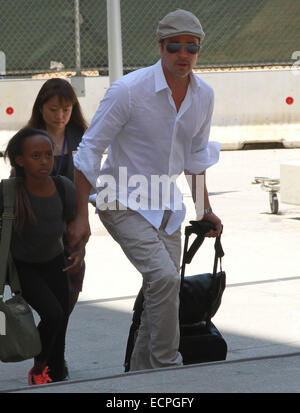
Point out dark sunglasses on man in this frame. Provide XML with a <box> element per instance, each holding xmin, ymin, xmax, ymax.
<box><xmin>165</xmin><ymin>42</ymin><xmax>200</xmax><ymax>55</ymax></box>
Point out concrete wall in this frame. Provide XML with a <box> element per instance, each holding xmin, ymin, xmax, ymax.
<box><xmin>280</xmin><ymin>161</ymin><xmax>300</xmax><ymax>205</ymax></box>
<box><xmin>1</xmin><ymin>68</ymin><xmax>300</xmax><ymax>150</ymax></box>
<box><xmin>0</xmin><ymin>76</ymin><xmax>109</xmax><ymax>130</ymax></box>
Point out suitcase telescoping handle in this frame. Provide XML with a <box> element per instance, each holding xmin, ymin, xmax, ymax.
<box><xmin>180</xmin><ymin>220</ymin><xmax>224</xmax><ymax>280</ymax></box>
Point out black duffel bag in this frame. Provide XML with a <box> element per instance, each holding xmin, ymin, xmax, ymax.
<box><xmin>178</xmin><ymin>220</ymin><xmax>227</xmax><ymax>365</ymax></box>
<box><xmin>179</xmin><ymin>220</ymin><xmax>226</xmax><ymax>325</ymax></box>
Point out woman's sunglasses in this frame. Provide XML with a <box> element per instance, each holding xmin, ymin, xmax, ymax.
<box><xmin>165</xmin><ymin>42</ymin><xmax>200</xmax><ymax>55</ymax></box>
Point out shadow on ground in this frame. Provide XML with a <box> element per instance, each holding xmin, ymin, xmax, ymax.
<box><xmin>1</xmin><ymin>274</ymin><xmax>300</xmax><ymax>392</ymax></box>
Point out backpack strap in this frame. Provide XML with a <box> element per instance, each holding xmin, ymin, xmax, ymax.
<box><xmin>0</xmin><ymin>178</ymin><xmax>21</xmax><ymax>296</ymax></box>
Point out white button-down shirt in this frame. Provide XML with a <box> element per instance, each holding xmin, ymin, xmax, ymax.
<box><xmin>74</xmin><ymin>59</ymin><xmax>220</xmax><ymax>234</ymax></box>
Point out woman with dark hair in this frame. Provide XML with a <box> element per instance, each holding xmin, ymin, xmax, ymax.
<box><xmin>26</xmin><ymin>78</ymin><xmax>88</xmax><ymax>314</ymax></box>
<box><xmin>26</xmin><ymin>78</ymin><xmax>89</xmax><ymax>380</ymax></box>
<box><xmin>28</xmin><ymin>77</ymin><xmax>88</xmax><ymax>182</ymax></box>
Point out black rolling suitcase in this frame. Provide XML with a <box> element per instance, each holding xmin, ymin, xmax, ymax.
<box><xmin>179</xmin><ymin>321</ymin><xmax>227</xmax><ymax>365</ymax></box>
<box><xmin>124</xmin><ymin>221</ymin><xmax>227</xmax><ymax>372</ymax></box>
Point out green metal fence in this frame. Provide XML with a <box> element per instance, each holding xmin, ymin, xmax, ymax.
<box><xmin>1</xmin><ymin>0</ymin><xmax>300</xmax><ymax>76</ymax></box>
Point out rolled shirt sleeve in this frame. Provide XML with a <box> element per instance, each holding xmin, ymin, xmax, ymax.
<box><xmin>185</xmin><ymin>89</ymin><xmax>220</xmax><ymax>174</ymax></box>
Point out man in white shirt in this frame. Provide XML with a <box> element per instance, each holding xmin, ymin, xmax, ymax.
<box><xmin>68</xmin><ymin>9</ymin><xmax>222</xmax><ymax>371</ymax></box>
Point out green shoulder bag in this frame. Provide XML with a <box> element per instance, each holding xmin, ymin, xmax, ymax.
<box><xmin>0</xmin><ymin>178</ymin><xmax>42</xmax><ymax>363</ymax></box>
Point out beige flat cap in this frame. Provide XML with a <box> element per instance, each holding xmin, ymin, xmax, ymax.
<box><xmin>157</xmin><ymin>9</ymin><xmax>205</xmax><ymax>41</ymax></box>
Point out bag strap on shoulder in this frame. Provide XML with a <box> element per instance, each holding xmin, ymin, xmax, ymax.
<box><xmin>0</xmin><ymin>178</ymin><xmax>21</xmax><ymax>296</ymax></box>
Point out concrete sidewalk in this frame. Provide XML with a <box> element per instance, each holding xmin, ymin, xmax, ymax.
<box><xmin>5</xmin><ymin>353</ymin><xmax>300</xmax><ymax>393</ymax></box>
<box><xmin>0</xmin><ymin>147</ymin><xmax>300</xmax><ymax>393</ymax></box>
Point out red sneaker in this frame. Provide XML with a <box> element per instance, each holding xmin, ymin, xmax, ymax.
<box><xmin>28</xmin><ymin>366</ymin><xmax>53</xmax><ymax>385</ymax></box>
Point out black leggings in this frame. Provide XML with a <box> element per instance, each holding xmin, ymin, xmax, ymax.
<box><xmin>14</xmin><ymin>253</ymin><xmax>69</xmax><ymax>381</ymax></box>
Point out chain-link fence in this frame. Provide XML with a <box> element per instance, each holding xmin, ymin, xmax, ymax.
<box><xmin>1</xmin><ymin>0</ymin><xmax>300</xmax><ymax>76</ymax></box>
<box><xmin>0</xmin><ymin>0</ymin><xmax>108</xmax><ymax>75</ymax></box>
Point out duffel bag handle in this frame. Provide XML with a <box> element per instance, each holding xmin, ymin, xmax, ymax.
<box><xmin>180</xmin><ymin>221</ymin><xmax>224</xmax><ymax>281</ymax></box>
<box><xmin>213</xmin><ymin>233</ymin><xmax>224</xmax><ymax>275</ymax></box>
<box><xmin>184</xmin><ymin>220</ymin><xmax>216</xmax><ymax>264</ymax></box>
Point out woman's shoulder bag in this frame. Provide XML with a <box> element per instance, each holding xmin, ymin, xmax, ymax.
<box><xmin>0</xmin><ymin>178</ymin><xmax>42</xmax><ymax>363</ymax></box>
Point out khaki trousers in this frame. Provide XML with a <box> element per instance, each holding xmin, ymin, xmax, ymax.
<box><xmin>99</xmin><ymin>205</ymin><xmax>183</xmax><ymax>371</ymax></box>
